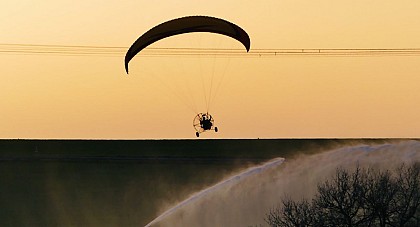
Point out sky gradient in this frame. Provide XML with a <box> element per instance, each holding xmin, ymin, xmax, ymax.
<box><xmin>1</xmin><ymin>1</ymin><xmax>420</xmax><ymax>138</ymax></box>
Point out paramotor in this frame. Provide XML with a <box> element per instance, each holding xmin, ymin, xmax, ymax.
<box><xmin>193</xmin><ymin>113</ymin><xmax>218</xmax><ymax>137</ymax></box>
<box><xmin>125</xmin><ymin>16</ymin><xmax>250</xmax><ymax>136</ymax></box>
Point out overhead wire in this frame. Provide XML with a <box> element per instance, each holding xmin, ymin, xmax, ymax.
<box><xmin>1</xmin><ymin>43</ymin><xmax>420</xmax><ymax>57</ymax></box>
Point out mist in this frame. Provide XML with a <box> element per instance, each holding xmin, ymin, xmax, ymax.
<box><xmin>152</xmin><ymin>140</ymin><xmax>420</xmax><ymax>226</ymax></box>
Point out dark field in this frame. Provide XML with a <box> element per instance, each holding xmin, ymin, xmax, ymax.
<box><xmin>0</xmin><ymin>139</ymin><xmax>396</xmax><ymax>226</ymax></box>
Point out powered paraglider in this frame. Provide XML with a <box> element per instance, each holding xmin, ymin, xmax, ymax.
<box><xmin>125</xmin><ymin>16</ymin><xmax>250</xmax><ymax>136</ymax></box>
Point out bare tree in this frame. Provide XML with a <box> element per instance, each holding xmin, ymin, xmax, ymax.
<box><xmin>361</xmin><ymin>169</ymin><xmax>398</xmax><ymax>226</ymax></box>
<box><xmin>266</xmin><ymin>198</ymin><xmax>315</xmax><ymax>227</ymax></box>
<box><xmin>266</xmin><ymin>163</ymin><xmax>420</xmax><ymax>227</ymax></box>
<box><xmin>314</xmin><ymin>166</ymin><xmax>369</xmax><ymax>226</ymax></box>
<box><xmin>389</xmin><ymin>163</ymin><xmax>420</xmax><ymax>227</ymax></box>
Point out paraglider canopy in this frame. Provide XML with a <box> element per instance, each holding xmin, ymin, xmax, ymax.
<box><xmin>125</xmin><ymin>16</ymin><xmax>251</xmax><ymax>73</ymax></box>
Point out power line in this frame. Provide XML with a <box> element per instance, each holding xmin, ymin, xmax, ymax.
<box><xmin>1</xmin><ymin>43</ymin><xmax>420</xmax><ymax>57</ymax></box>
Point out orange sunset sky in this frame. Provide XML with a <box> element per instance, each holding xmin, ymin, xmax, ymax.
<box><xmin>1</xmin><ymin>1</ymin><xmax>420</xmax><ymax>139</ymax></box>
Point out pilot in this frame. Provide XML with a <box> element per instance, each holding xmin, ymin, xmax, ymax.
<box><xmin>200</xmin><ymin>114</ymin><xmax>213</xmax><ymax>130</ymax></box>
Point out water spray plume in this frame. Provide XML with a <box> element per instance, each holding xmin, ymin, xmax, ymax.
<box><xmin>148</xmin><ymin>140</ymin><xmax>420</xmax><ymax>226</ymax></box>
<box><xmin>145</xmin><ymin>157</ymin><xmax>285</xmax><ymax>227</ymax></box>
